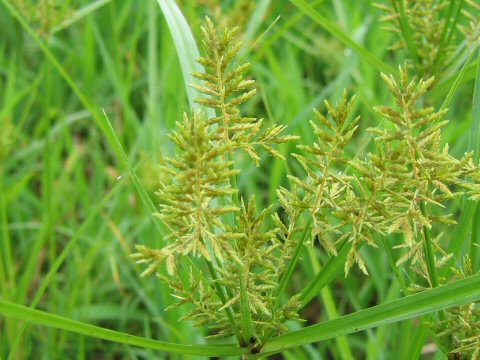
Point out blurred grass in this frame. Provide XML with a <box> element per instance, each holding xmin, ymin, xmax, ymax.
<box><xmin>0</xmin><ymin>0</ymin><xmax>478</xmax><ymax>359</ymax></box>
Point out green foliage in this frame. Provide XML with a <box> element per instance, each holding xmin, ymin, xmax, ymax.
<box><xmin>429</xmin><ymin>258</ymin><xmax>480</xmax><ymax>359</ymax></box>
<box><xmin>0</xmin><ymin>116</ymin><xmax>14</xmax><ymax>164</ymax></box>
<box><xmin>376</xmin><ymin>0</ymin><xmax>479</xmax><ymax>78</ymax></box>
<box><xmin>461</xmin><ymin>0</ymin><xmax>480</xmax><ymax>47</ymax></box>
<box><xmin>2</xmin><ymin>0</ymin><xmax>480</xmax><ymax>358</ymax></box>
<box><xmin>190</xmin><ymin>0</ymin><xmax>256</xmax><ymax>32</ymax></box>
<box><xmin>11</xmin><ymin>0</ymin><xmax>72</xmax><ymax>36</ymax></box>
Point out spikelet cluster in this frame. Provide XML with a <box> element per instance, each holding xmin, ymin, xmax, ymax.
<box><xmin>376</xmin><ymin>0</ymin><xmax>451</xmax><ymax>78</ymax></box>
<box><xmin>12</xmin><ymin>0</ymin><xmax>72</xmax><ymax>36</ymax></box>
<box><xmin>460</xmin><ymin>0</ymin><xmax>480</xmax><ymax>47</ymax></box>
<box><xmin>284</xmin><ymin>66</ymin><xmax>480</xmax><ymax>276</ymax></box>
<box><xmin>131</xmin><ymin>16</ymin><xmax>480</xmax><ymax>352</ymax></box>
<box><xmin>284</xmin><ymin>92</ymin><xmax>378</xmax><ymax>274</ymax></box>
<box><xmin>428</xmin><ymin>258</ymin><xmax>480</xmax><ymax>359</ymax></box>
<box><xmin>368</xmin><ymin>67</ymin><xmax>479</xmax><ymax>272</ymax></box>
<box><xmin>192</xmin><ymin>17</ymin><xmax>297</xmax><ymax>165</ymax></box>
<box><xmin>132</xmin><ymin>17</ymin><xmax>300</xmax><ymax>344</ymax></box>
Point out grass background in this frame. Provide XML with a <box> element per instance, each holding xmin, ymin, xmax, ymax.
<box><xmin>0</xmin><ymin>0</ymin><xmax>478</xmax><ymax>358</ymax></box>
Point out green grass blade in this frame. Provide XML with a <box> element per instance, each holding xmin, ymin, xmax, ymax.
<box><xmin>289</xmin><ymin>0</ymin><xmax>394</xmax><ymax>74</ymax></box>
<box><xmin>306</xmin><ymin>247</ymin><xmax>355</xmax><ymax>360</ymax></box>
<box><xmin>0</xmin><ymin>0</ymin><xmax>167</xmax><ymax>236</ymax></box>
<box><xmin>7</xmin><ymin>179</ymin><xmax>125</xmax><ymax>359</ymax></box>
<box><xmin>434</xmin><ymin>0</ymin><xmax>465</xmax><ymax>74</ymax></box>
<box><xmin>0</xmin><ymin>169</ymin><xmax>13</xmax><ymax>294</ymax></box>
<box><xmin>446</xmin><ymin>44</ymin><xmax>480</xmax><ymax>257</ymax></box>
<box><xmin>299</xmin><ymin>240</ymin><xmax>352</xmax><ymax>308</ymax></box>
<box><xmin>396</xmin><ymin>0</ymin><xmax>420</xmax><ymax>65</ymax></box>
<box><xmin>431</xmin><ymin>61</ymin><xmax>479</xmax><ymax>100</ymax></box>
<box><xmin>0</xmin><ymin>300</ymin><xmax>246</xmax><ymax>357</ymax></box>
<box><xmin>274</xmin><ymin>219</ymin><xmax>311</xmax><ymax>309</ymax></box>
<box><xmin>469</xmin><ymin>47</ymin><xmax>480</xmax><ymax>269</ymax></box>
<box><xmin>101</xmin><ymin>111</ymin><xmax>169</xmax><ymax>236</ymax></box>
<box><xmin>148</xmin><ymin>0</ymin><xmax>159</xmax><ymax>123</ymax></box>
<box><xmin>51</xmin><ymin>0</ymin><xmax>113</xmax><ymax>33</ymax></box>
<box><xmin>156</xmin><ymin>0</ymin><xmax>214</xmax><ymax>118</ymax></box>
<box><xmin>440</xmin><ymin>43</ymin><xmax>480</xmax><ymax>112</ymax></box>
<box><xmin>401</xmin><ymin>323</ymin><xmax>429</xmax><ymax>360</ymax></box>
<box><xmin>260</xmin><ymin>273</ymin><xmax>480</xmax><ymax>357</ymax></box>
<box><xmin>470</xmin><ymin>49</ymin><xmax>480</xmax><ymax>160</ymax></box>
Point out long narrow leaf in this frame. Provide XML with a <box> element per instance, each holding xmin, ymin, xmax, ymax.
<box><xmin>469</xmin><ymin>48</ymin><xmax>480</xmax><ymax>268</ymax></box>
<box><xmin>0</xmin><ymin>300</ymin><xmax>246</xmax><ymax>357</ymax></box>
<box><xmin>299</xmin><ymin>240</ymin><xmax>351</xmax><ymax>308</ymax></box>
<box><xmin>260</xmin><ymin>274</ymin><xmax>480</xmax><ymax>357</ymax></box>
<box><xmin>157</xmin><ymin>0</ymin><xmax>215</xmax><ymax>118</ymax></box>
<box><xmin>289</xmin><ymin>0</ymin><xmax>393</xmax><ymax>74</ymax></box>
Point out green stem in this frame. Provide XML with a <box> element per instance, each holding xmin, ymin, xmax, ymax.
<box><xmin>274</xmin><ymin>218</ymin><xmax>311</xmax><ymax>310</ymax></box>
<box><xmin>419</xmin><ymin>202</ymin><xmax>439</xmax><ymax>288</ymax></box>
<box><xmin>0</xmin><ymin>168</ymin><xmax>13</xmax><ymax>295</ymax></box>
<box><xmin>396</xmin><ymin>0</ymin><xmax>420</xmax><ymax>65</ymax></box>
<box><xmin>260</xmin><ymin>219</ymin><xmax>312</xmax><ymax>347</ymax></box>
<box><xmin>382</xmin><ymin>236</ymin><xmax>409</xmax><ymax>295</ymax></box>
<box><xmin>305</xmin><ymin>247</ymin><xmax>355</xmax><ymax>360</ymax></box>
<box><xmin>299</xmin><ymin>239</ymin><xmax>352</xmax><ymax>309</ymax></box>
<box><xmin>469</xmin><ymin>48</ymin><xmax>480</xmax><ymax>271</ymax></box>
<box><xmin>239</xmin><ymin>267</ymin><xmax>253</xmax><ymax>344</ymax></box>
<box><xmin>470</xmin><ymin>205</ymin><xmax>480</xmax><ymax>272</ymax></box>
<box><xmin>433</xmin><ymin>0</ymin><xmax>465</xmax><ymax>75</ymax></box>
<box><xmin>206</xmin><ymin>261</ymin><xmax>244</xmax><ymax>346</ymax></box>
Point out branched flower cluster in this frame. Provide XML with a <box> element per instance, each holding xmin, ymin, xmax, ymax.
<box><xmin>368</xmin><ymin>67</ymin><xmax>479</xmax><ymax>271</ymax></box>
<box><xmin>376</xmin><ymin>0</ymin><xmax>454</xmax><ymax>78</ymax></box>
<box><xmin>285</xmin><ymin>92</ymin><xmax>379</xmax><ymax>274</ymax></box>
<box><xmin>460</xmin><ymin>0</ymin><xmax>480</xmax><ymax>47</ymax></box>
<box><xmin>132</xmin><ymin>16</ymin><xmax>480</xmax><ymax>354</ymax></box>
<box><xmin>12</xmin><ymin>0</ymin><xmax>72</xmax><ymax>36</ymax></box>
<box><xmin>192</xmin><ymin>17</ymin><xmax>297</xmax><ymax>165</ymax></box>
<box><xmin>132</xmin><ymin>17</ymin><xmax>300</xmax><ymax>344</ymax></box>
<box><xmin>428</xmin><ymin>258</ymin><xmax>480</xmax><ymax>359</ymax></box>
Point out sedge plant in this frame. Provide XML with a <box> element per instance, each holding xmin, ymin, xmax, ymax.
<box><xmin>133</xmin><ymin>14</ymin><xmax>480</xmax><ymax>358</ymax></box>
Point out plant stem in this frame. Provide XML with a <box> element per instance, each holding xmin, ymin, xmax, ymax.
<box><xmin>395</xmin><ymin>0</ymin><xmax>420</xmax><ymax>66</ymax></box>
<box><xmin>382</xmin><ymin>236</ymin><xmax>409</xmax><ymax>295</ymax></box>
<box><xmin>299</xmin><ymin>239</ymin><xmax>352</xmax><ymax>308</ymax></box>
<box><xmin>206</xmin><ymin>260</ymin><xmax>244</xmax><ymax>345</ymax></box>
<box><xmin>239</xmin><ymin>267</ymin><xmax>253</xmax><ymax>344</ymax></box>
<box><xmin>260</xmin><ymin>219</ymin><xmax>312</xmax><ymax>347</ymax></box>
<box><xmin>419</xmin><ymin>202</ymin><xmax>439</xmax><ymax>288</ymax></box>
<box><xmin>273</xmin><ymin>218</ymin><xmax>311</xmax><ymax>311</ymax></box>
<box><xmin>470</xmin><ymin>205</ymin><xmax>480</xmax><ymax>272</ymax></box>
<box><xmin>434</xmin><ymin>0</ymin><xmax>465</xmax><ymax>75</ymax></box>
